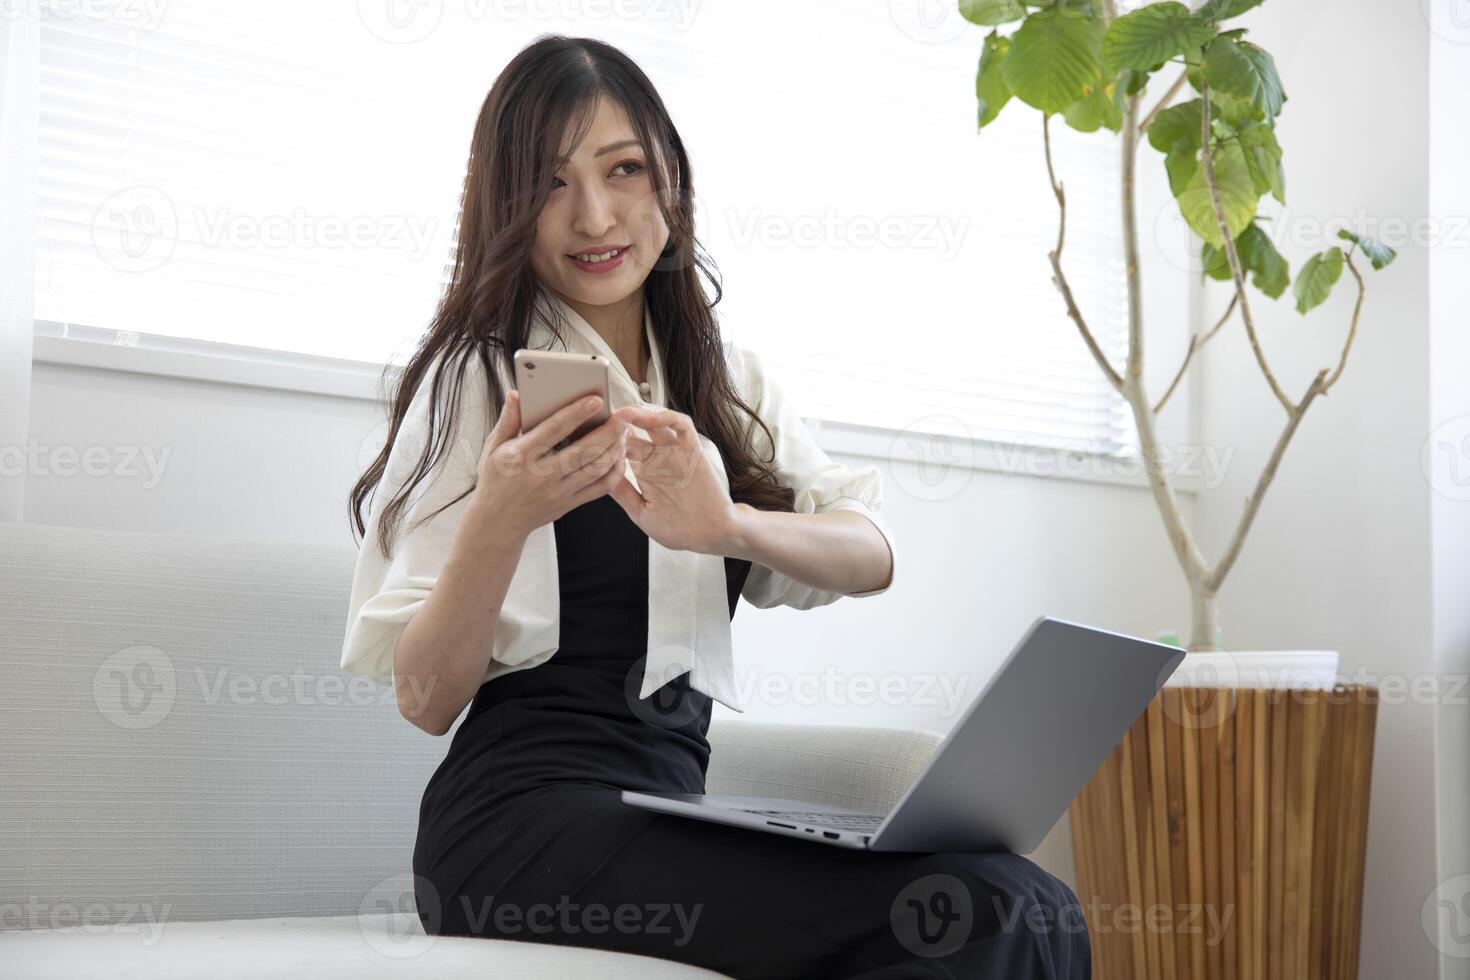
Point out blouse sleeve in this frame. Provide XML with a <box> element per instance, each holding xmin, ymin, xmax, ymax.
<box><xmin>731</xmin><ymin>343</ymin><xmax>897</xmax><ymax>611</ymax></box>
<box><xmin>339</xmin><ymin>353</ymin><xmax>495</xmax><ymax>685</ymax></box>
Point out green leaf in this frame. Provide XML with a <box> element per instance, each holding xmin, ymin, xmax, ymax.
<box><xmin>976</xmin><ymin>32</ymin><xmax>1013</xmax><ymax>130</ymax></box>
<box><xmin>960</xmin><ymin>0</ymin><xmax>1026</xmax><ymax>26</ymax></box>
<box><xmin>1187</xmin><ymin>63</ymin><xmax>1265</xmax><ymax>128</ymax></box>
<box><xmin>1147</xmin><ymin>99</ymin><xmax>1203</xmax><ymax>154</ymax></box>
<box><xmin>1234</xmin><ymin>119</ymin><xmax>1285</xmax><ymax>204</ymax></box>
<box><xmin>1293</xmin><ymin>247</ymin><xmax>1344</xmax><ymax>313</ymax></box>
<box><xmin>1165</xmin><ymin>146</ymin><xmax>1198</xmax><ymax>196</ymax></box>
<box><xmin>1185</xmin><ymin>63</ymin><xmax>1262</xmax><ymax>127</ymax></box>
<box><xmin>1197</xmin><ymin>0</ymin><xmax>1264</xmax><ymax>20</ymax></box>
<box><xmin>1201</xmin><ymin>240</ymin><xmax>1232</xmax><ymax>281</ymax></box>
<box><xmin>1237</xmin><ymin>223</ymin><xmax>1290</xmax><ymax>298</ymax></box>
<box><xmin>1103</xmin><ymin>2</ymin><xmax>1215</xmax><ymax>73</ymax></box>
<box><xmin>1000</xmin><ymin>7</ymin><xmax>1105</xmax><ymax>115</ymax></box>
<box><xmin>1336</xmin><ymin>228</ymin><xmax>1398</xmax><ymax>270</ymax></box>
<box><xmin>1203</xmin><ymin>36</ymin><xmax>1285</xmax><ymax>121</ymax></box>
<box><xmin>1215</xmin><ymin>91</ymin><xmax>1261</xmax><ymax>127</ymax></box>
<box><xmin>1062</xmin><ymin>79</ymin><xmax>1123</xmax><ymax>132</ymax></box>
<box><xmin>1176</xmin><ymin>139</ymin><xmax>1259</xmax><ymax>248</ymax></box>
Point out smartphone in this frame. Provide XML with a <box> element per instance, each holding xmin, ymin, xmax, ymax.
<box><xmin>513</xmin><ymin>348</ymin><xmax>612</xmax><ymax>452</ymax></box>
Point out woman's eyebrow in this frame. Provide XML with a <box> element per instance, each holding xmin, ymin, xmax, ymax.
<box><xmin>555</xmin><ymin>139</ymin><xmax>643</xmax><ymax>167</ymax></box>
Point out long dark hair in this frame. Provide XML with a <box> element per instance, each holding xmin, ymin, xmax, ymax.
<box><xmin>350</xmin><ymin>34</ymin><xmax>794</xmax><ymax>559</ymax></box>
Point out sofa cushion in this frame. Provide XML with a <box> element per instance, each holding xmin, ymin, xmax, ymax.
<box><xmin>0</xmin><ymin>521</ymin><xmax>445</xmax><ymax>924</ymax></box>
<box><xmin>0</xmin><ymin>912</ymin><xmax>729</xmax><ymax>979</ymax></box>
<box><xmin>0</xmin><ymin>520</ymin><xmax>941</xmax><ymax>979</ymax></box>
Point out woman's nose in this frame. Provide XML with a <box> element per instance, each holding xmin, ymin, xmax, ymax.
<box><xmin>571</xmin><ymin>184</ymin><xmax>617</xmax><ymax>236</ymax></box>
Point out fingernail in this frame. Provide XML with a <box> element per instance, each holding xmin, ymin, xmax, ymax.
<box><xmin>585</xmin><ymin>396</ymin><xmax>600</xmax><ymax>410</ymax></box>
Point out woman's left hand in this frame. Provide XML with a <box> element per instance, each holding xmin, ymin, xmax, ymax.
<box><xmin>606</xmin><ymin>405</ymin><xmax>743</xmax><ymax>555</ymax></box>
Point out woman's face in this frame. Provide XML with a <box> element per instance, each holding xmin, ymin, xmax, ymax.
<box><xmin>530</xmin><ymin>95</ymin><xmax>671</xmax><ymax>308</ymax></box>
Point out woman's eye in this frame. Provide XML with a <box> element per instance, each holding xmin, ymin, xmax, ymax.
<box><xmin>550</xmin><ymin>160</ymin><xmax>643</xmax><ymax>190</ymax></box>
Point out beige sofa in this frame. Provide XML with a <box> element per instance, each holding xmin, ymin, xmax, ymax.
<box><xmin>0</xmin><ymin>522</ymin><xmax>941</xmax><ymax>978</ymax></box>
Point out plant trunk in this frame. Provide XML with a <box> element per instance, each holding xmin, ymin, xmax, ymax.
<box><xmin>1188</xmin><ymin>583</ymin><xmax>1221</xmax><ymax>652</ymax></box>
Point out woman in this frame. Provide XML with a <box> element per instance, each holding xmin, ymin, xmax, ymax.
<box><xmin>343</xmin><ymin>34</ymin><xmax>1089</xmax><ymax>979</ymax></box>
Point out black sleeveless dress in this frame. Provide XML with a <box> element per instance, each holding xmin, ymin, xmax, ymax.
<box><xmin>412</xmin><ymin>494</ymin><xmax>1090</xmax><ymax>980</ymax></box>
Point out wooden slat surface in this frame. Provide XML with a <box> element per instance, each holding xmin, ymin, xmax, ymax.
<box><xmin>1067</xmin><ymin>686</ymin><xmax>1378</xmax><ymax>980</ymax></box>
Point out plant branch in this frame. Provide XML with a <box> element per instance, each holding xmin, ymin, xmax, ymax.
<box><xmin>1121</xmin><ymin>98</ymin><xmax>1144</xmax><ymax>389</ymax></box>
<box><xmin>1138</xmin><ymin>70</ymin><xmax>1189</xmax><ymax>139</ymax></box>
<box><xmin>1323</xmin><ymin>250</ymin><xmax>1364</xmax><ymax>393</ymax></box>
<box><xmin>1154</xmin><ymin>291</ymin><xmax>1237</xmax><ymax>415</ymax></box>
<box><xmin>1043</xmin><ymin>113</ymin><xmax>1124</xmax><ymax>391</ymax></box>
<box><xmin>1198</xmin><ymin>81</ymin><xmax>1296</xmax><ymax>415</ymax></box>
<box><xmin>1116</xmin><ymin>90</ymin><xmax>1210</xmax><ymax>585</ymax></box>
<box><xmin>1205</xmin><ymin>368</ymin><xmax>1330</xmax><ymax>592</ymax></box>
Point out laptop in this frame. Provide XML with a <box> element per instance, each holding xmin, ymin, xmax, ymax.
<box><xmin>620</xmin><ymin>615</ymin><xmax>1185</xmax><ymax>853</ymax></box>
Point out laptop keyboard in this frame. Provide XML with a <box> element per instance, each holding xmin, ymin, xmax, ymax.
<box><xmin>745</xmin><ymin>809</ymin><xmax>885</xmax><ymax>832</ymax></box>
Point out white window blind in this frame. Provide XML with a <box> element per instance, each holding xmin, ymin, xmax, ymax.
<box><xmin>34</xmin><ymin>0</ymin><xmax>1132</xmax><ymax>457</ymax></box>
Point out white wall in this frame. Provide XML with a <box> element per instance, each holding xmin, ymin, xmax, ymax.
<box><xmin>1428</xmin><ymin>8</ymin><xmax>1470</xmax><ymax>980</ymax></box>
<box><xmin>1193</xmin><ymin>1</ymin><xmax>1460</xmax><ymax>976</ymax></box>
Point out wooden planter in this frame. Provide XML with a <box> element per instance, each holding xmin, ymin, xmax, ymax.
<box><xmin>1068</xmin><ymin>686</ymin><xmax>1378</xmax><ymax>980</ymax></box>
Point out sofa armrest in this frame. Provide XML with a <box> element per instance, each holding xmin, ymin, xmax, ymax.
<box><xmin>705</xmin><ymin>718</ymin><xmax>942</xmax><ymax>814</ymax></box>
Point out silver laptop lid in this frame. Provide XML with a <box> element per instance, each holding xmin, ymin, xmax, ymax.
<box><xmin>870</xmin><ymin>615</ymin><xmax>1185</xmax><ymax>854</ymax></box>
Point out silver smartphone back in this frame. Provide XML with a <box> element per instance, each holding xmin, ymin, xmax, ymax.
<box><xmin>513</xmin><ymin>348</ymin><xmax>612</xmax><ymax>451</ymax></box>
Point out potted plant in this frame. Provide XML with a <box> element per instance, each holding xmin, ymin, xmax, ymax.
<box><xmin>965</xmin><ymin>0</ymin><xmax>1395</xmax><ymax>654</ymax></box>
<box><xmin>960</xmin><ymin>2</ymin><xmax>1386</xmax><ymax>976</ymax></box>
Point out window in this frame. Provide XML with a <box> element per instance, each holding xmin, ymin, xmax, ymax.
<box><xmin>34</xmin><ymin>0</ymin><xmax>1131</xmax><ymax>456</ymax></box>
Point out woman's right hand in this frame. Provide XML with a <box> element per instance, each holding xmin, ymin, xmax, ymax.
<box><xmin>470</xmin><ymin>389</ymin><xmax>631</xmax><ymax>539</ymax></box>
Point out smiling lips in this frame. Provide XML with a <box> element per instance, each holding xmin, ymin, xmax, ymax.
<box><xmin>568</xmin><ymin>244</ymin><xmax>629</xmax><ymax>273</ymax></box>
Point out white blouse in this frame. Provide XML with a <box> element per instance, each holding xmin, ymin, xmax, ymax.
<box><xmin>339</xmin><ymin>289</ymin><xmax>897</xmax><ymax>713</ymax></box>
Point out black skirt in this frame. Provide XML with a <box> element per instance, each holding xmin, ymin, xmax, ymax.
<box><xmin>412</xmin><ymin>494</ymin><xmax>1090</xmax><ymax>979</ymax></box>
